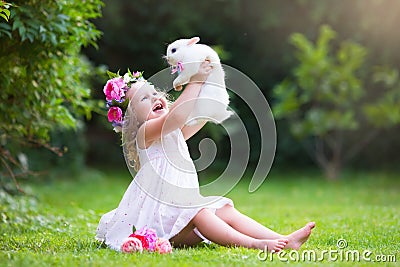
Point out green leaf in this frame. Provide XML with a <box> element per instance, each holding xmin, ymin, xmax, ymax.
<box><xmin>0</xmin><ymin>28</ymin><xmax>12</xmax><ymax>38</ymax></box>
<box><xmin>106</xmin><ymin>70</ymin><xmax>120</xmax><ymax>79</ymax></box>
<box><xmin>0</xmin><ymin>13</ymin><xmax>8</xmax><ymax>22</ymax></box>
<box><xmin>3</xmin><ymin>9</ymin><xmax>10</xmax><ymax>18</ymax></box>
<box><xmin>0</xmin><ymin>22</ymin><xmax>11</xmax><ymax>30</ymax></box>
<box><xmin>18</xmin><ymin>25</ymin><xmax>26</xmax><ymax>38</ymax></box>
<box><xmin>12</xmin><ymin>19</ymin><xmax>22</xmax><ymax>31</ymax></box>
<box><xmin>49</xmin><ymin>33</ymin><xmax>57</xmax><ymax>45</ymax></box>
<box><xmin>26</xmin><ymin>32</ymin><xmax>34</xmax><ymax>42</ymax></box>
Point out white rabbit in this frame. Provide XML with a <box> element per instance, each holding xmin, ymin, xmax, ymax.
<box><xmin>165</xmin><ymin>37</ymin><xmax>232</xmax><ymax>125</ymax></box>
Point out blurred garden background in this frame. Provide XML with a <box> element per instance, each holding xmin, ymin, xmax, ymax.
<box><xmin>0</xmin><ymin>0</ymin><xmax>399</xmax><ymax>266</ymax></box>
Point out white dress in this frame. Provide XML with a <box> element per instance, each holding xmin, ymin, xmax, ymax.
<box><xmin>96</xmin><ymin>129</ymin><xmax>233</xmax><ymax>250</ymax></box>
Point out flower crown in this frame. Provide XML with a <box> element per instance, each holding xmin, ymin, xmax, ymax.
<box><xmin>103</xmin><ymin>69</ymin><xmax>146</xmax><ymax>132</ymax></box>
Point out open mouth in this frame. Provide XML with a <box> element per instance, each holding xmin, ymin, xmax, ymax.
<box><xmin>153</xmin><ymin>103</ymin><xmax>164</xmax><ymax>112</ymax></box>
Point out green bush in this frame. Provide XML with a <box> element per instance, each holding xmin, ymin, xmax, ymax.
<box><xmin>273</xmin><ymin>25</ymin><xmax>400</xmax><ymax>179</ymax></box>
<box><xmin>0</xmin><ymin>0</ymin><xmax>103</xmax><ymax>192</ymax></box>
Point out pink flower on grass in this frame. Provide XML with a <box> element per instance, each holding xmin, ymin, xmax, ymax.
<box><xmin>108</xmin><ymin>107</ymin><xmax>123</xmax><ymax>122</ymax></box>
<box><xmin>103</xmin><ymin>77</ymin><xmax>126</xmax><ymax>101</ymax></box>
<box><xmin>128</xmin><ymin>233</ymin><xmax>149</xmax><ymax>250</ymax></box>
<box><xmin>155</xmin><ymin>238</ymin><xmax>172</xmax><ymax>254</ymax></box>
<box><xmin>121</xmin><ymin>237</ymin><xmax>143</xmax><ymax>253</ymax></box>
<box><xmin>134</xmin><ymin>226</ymin><xmax>158</xmax><ymax>251</ymax></box>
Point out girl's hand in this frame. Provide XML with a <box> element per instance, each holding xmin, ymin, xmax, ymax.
<box><xmin>138</xmin><ymin>61</ymin><xmax>211</xmax><ymax>147</ymax></box>
<box><xmin>189</xmin><ymin>60</ymin><xmax>212</xmax><ymax>83</ymax></box>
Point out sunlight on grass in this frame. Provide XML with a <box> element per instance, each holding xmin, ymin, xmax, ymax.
<box><xmin>1</xmin><ymin>169</ymin><xmax>399</xmax><ymax>266</ymax></box>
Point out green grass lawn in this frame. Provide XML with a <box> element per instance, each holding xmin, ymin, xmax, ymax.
<box><xmin>1</xmin><ymin>168</ymin><xmax>399</xmax><ymax>266</ymax></box>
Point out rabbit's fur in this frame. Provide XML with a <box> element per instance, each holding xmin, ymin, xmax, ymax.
<box><xmin>166</xmin><ymin>37</ymin><xmax>232</xmax><ymax>125</ymax></box>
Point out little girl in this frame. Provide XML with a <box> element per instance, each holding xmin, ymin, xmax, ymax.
<box><xmin>96</xmin><ymin>62</ymin><xmax>315</xmax><ymax>252</ymax></box>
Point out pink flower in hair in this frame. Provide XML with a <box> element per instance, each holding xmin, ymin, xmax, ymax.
<box><xmin>103</xmin><ymin>70</ymin><xmax>145</xmax><ymax>131</ymax></box>
<box><xmin>103</xmin><ymin>77</ymin><xmax>126</xmax><ymax>101</ymax></box>
<box><xmin>155</xmin><ymin>238</ymin><xmax>172</xmax><ymax>254</ymax></box>
<box><xmin>107</xmin><ymin>106</ymin><xmax>123</xmax><ymax>122</ymax></box>
<box><xmin>121</xmin><ymin>237</ymin><xmax>143</xmax><ymax>253</ymax></box>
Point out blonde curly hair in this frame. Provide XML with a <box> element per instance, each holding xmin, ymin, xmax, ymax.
<box><xmin>122</xmin><ymin>97</ymin><xmax>143</xmax><ymax>171</ymax></box>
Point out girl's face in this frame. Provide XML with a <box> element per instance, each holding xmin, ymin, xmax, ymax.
<box><xmin>127</xmin><ymin>82</ymin><xmax>169</xmax><ymax>123</ymax></box>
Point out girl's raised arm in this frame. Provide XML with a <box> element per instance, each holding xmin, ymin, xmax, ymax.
<box><xmin>138</xmin><ymin>61</ymin><xmax>211</xmax><ymax>147</ymax></box>
<box><xmin>181</xmin><ymin>120</ymin><xmax>207</xmax><ymax>140</ymax></box>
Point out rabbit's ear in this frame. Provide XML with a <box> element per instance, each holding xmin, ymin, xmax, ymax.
<box><xmin>187</xmin><ymin>37</ymin><xmax>200</xmax><ymax>46</ymax></box>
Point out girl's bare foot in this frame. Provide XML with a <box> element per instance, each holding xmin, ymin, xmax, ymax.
<box><xmin>285</xmin><ymin>222</ymin><xmax>315</xmax><ymax>250</ymax></box>
<box><xmin>256</xmin><ymin>238</ymin><xmax>288</xmax><ymax>253</ymax></box>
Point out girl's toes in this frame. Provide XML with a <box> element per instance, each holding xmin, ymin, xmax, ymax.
<box><xmin>278</xmin><ymin>239</ymin><xmax>288</xmax><ymax>246</ymax></box>
<box><xmin>274</xmin><ymin>242</ymin><xmax>285</xmax><ymax>251</ymax></box>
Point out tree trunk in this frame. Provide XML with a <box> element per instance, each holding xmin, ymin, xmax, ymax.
<box><xmin>323</xmin><ymin>160</ymin><xmax>341</xmax><ymax>180</ymax></box>
<box><xmin>314</xmin><ymin>136</ymin><xmax>342</xmax><ymax>180</ymax></box>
